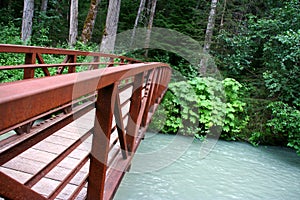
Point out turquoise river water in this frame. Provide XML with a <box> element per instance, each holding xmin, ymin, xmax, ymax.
<box><xmin>114</xmin><ymin>133</ymin><xmax>300</xmax><ymax>200</ymax></box>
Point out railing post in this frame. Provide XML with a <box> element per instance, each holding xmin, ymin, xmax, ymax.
<box><xmin>87</xmin><ymin>83</ymin><xmax>116</xmax><ymax>200</ymax></box>
<box><xmin>114</xmin><ymin>89</ymin><xmax>128</xmax><ymax>159</ymax></box>
<box><xmin>126</xmin><ymin>73</ymin><xmax>144</xmax><ymax>153</ymax></box>
<box><xmin>24</xmin><ymin>53</ymin><xmax>36</xmax><ymax>79</ymax></box>
<box><xmin>141</xmin><ymin>69</ymin><xmax>157</xmax><ymax>127</ymax></box>
<box><xmin>68</xmin><ymin>55</ymin><xmax>77</xmax><ymax>73</ymax></box>
<box><xmin>91</xmin><ymin>56</ymin><xmax>100</xmax><ymax>70</ymax></box>
<box><xmin>108</xmin><ymin>57</ymin><xmax>114</xmax><ymax>67</ymax></box>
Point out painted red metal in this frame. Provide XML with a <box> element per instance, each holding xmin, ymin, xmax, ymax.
<box><xmin>0</xmin><ymin>45</ymin><xmax>171</xmax><ymax>200</ymax></box>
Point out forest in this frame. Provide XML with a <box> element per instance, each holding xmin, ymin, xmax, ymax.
<box><xmin>0</xmin><ymin>0</ymin><xmax>299</xmax><ymax>154</ymax></box>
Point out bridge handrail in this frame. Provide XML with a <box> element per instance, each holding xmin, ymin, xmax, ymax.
<box><xmin>0</xmin><ymin>44</ymin><xmax>140</xmax><ymax>61</ymax></box>
<box><xmin>0</xmin><ymin>62</ymin><xmax>170</xmax><ymax>132</ymax></box>
<box><xmin>0</xmin><ymin>52</ymin><xmax>171</xmax><ymax>200</ymax></box>
<box><xmin>0</xmin><ymin>44</ymin><xmax>142</xmax><ymax>80</ymax></box>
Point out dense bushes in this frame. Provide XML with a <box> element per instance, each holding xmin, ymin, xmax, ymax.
<box><xmin>267</xmin><ymin>102</ymin><xmax>300</xmax><ymax>155</ymax></box>
<box><xmin>150</xmin><ymin>77</ymin><xmax>248</xmax><ymax>141</ymax></box>
<box><xmin>212</xmin><ymin>0</ymin><xmax>300</xmax><ymax>154</ymax></box>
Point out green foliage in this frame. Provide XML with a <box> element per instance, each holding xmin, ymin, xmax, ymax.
<box><xmin>267</xmin><ymin>102</ymin><xmax>300</xmax><ymax>155</ymax></box>
<box><xmin>222</xmin><ymin>78</ymin><xmax>249</xmax><ymax>139</ymax></box>
<box><xmin>0</xmin><ymin>23</ymin><xmax>24</xmax><ymax>82</ymax></box>
<box><xmin>150</xmin><ymin>77</ymin><xmax>248</xmax><ymax>140</ymax></box>
<box><xmin>244</xmin><ymin>98</ymin><xmax>272</xmax><ymax>146</ymax></box>
<box><xmin>263</xmin><ymin>29</ymin><xmax>300</xmax><ymax>107</ymax></box>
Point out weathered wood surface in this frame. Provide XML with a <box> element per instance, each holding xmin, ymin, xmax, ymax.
<box><xmin>0</xmin><ymin>108</ymin><xmax>134</xmax><ymax>199</ymax></box>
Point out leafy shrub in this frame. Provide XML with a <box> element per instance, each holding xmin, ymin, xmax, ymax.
<box><xmin>150</xmin><ymin>77</ymin><xmax>248</xmax><ymax>140</ymax></box>
<box><xmin>0</xmin><ymin>23</ymin><xmax>25</xmax><ymax>82</ymax></box>
<box><xmin>267</xmin><ymin>102</ymin><xmax>300</xmax><ymax>155</ymax></box>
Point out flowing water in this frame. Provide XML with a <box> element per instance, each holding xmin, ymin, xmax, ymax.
<box><xmin>114</xmin><ymin>133</ymin><xmax>300</xmax><ymax>200</ymax></box>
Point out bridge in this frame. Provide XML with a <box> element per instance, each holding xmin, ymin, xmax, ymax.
<box><xmin>0</xmin><ymin>44</ymin><xmax>171</xmax><ymax>200</ymax></box>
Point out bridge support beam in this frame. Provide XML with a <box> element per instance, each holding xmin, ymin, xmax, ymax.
<box><xmin>87</xmin><ymin>83</ymin><xmax>116</xmax><ymax>200</ymax></box>
<box><xmin>24</xmin><ymin>53</ymin><xmax>36</xmax><ymax>79</ymax></box>
<box><xmin>126</xmin><ymin>73</ymin><xmax>144</xmax><ymax>153</ymax></box>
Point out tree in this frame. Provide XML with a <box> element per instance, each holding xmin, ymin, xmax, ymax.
<box><xmin>21</xmin><ymin>0</ymin><xmax>34</xmax><ymax>41</ymax></box>
<box><xmin>220</xmin><ymin>0</ymin><xmax>227</xmax><ymax>29</ymax></box>
<box><xmin>69</xmin><ymin>0</ymin><xmax>78</xmax><ymax>47</ymax></box>
<box><xmin>144</xmin><ymin>0</ymin><xmax>157</xmax><ymax>57</ymax></box>
<box><xmin>199</xmin><ymin>0</ymin><xmax>218</xmax><ymax>75</ymax></box>
<box><xmin>100</xmin><ymin>0</ymin><xmax>121</xmax><ymax>53</ymax></box>
<box><xmin>41</xmin><ymin>0</ymin><xmax>48</xmax><ymax>13</ymax></box>
<box><xmin>130</xmin><ymin>0</ymin><xmax>146</xmax><ymax>47</ymax></box>
<box><xmin>81</xmin><ymin>0</ymin><xmax>101</xmax><ymax>44</ymax></box>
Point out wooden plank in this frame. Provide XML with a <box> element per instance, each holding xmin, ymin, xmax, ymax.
<box><xmin>44</xmin><ymin>135</ymin><xmax>76</xmax><ymax>147</ymax></box>
<box><xmin>3</xmin><ymin>156</ymin><xmax>47</xmax><ymax>175</ymax></box>
<box><xmin>0</xmin><ymin>171</ymin><xmax>46</xmax><ymax>200</ymax></box>
<box><xmin>32</xmin><ymin>141</ymin><xmax>69</xmax><ymax>155</ymax></box>
<box><xmin>0</xmin><ymin>166</ymin><xmax>31</xmax><ymax>184</ymax></box>
<box><xmin>31</xmin><ymin>177</ymin><xmax>61</xmax><ymax>197</ymax></box>
<box><xmin>19</xmin><ymin>148</ymin><xmax>57</xmax><ymax>164</ymax></box>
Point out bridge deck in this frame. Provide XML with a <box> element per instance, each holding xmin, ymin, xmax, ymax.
<box><xmin>0</xmin><ymin>108</ymin><xmax>143</xmax><ymax>199</ymax></box>
<box><xmin>0</xmin><ymin>111</ymin><xmax>94</xmax><ymax>199</ymax></box>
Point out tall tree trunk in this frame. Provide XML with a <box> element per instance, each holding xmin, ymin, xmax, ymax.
<box><xmin>100</xmin><ymin>0</ymin><xmax>121</xmax><ymax>53</ymax></box>
<box><xmin>130</xmin><ymin>0</ymin><xmax>146</xmax><ymax>47</ymax></box>
<box><xmin>144</xmin><ymin>0</ymin><xmax>157</xmax><ymax>58</ymax></box>
<box><xmin>69</xmin><ymin>0</ymin><xmax>78</xmax><ymax>47</ymax></box>
<box><xmin>21</xmin><ymin>0</ymin><xmax>34</xmax><ymax>41</ymax></box>
<box><xmin>81</xmin><ymin>0</ymin><xmax>101</xmax><ymax>44</ymax></box>
<box><xmin>200</xmin><ymin>0</ymin><xmax>218</xmax><ymax>75</ymax></box>
<box><xmin>196</xmin><ymin>0</ymin><xmax>201</xmax><ymax>9</ymax></box>
<box><xmin>41</xmin><ymin>0</ymin><xmax>48</xmax><ymax>12</ymax></box>
<box><xmin>203</xmin><ymin>0</ymin><xmax>218</xmax><ymax>53</ymax></box>
<box><xmin>220</xmin><ymin>0</ymin><xmax>227</xmax><ymax>29</ymax></box>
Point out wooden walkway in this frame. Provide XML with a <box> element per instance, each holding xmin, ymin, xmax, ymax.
<box><xmin>0</xmin><ymin>110</ymin><xmax>95</xmax><ymax>199</ymax></box>
<box><xmin>0</xmin><ymin>107</ymin><xmax>144</xmax><ymax>199</ymax></box>
<box><xmin>0</xmin><ymin>85</ymin><xmax>143</xmax><ymax>199</ymax></box>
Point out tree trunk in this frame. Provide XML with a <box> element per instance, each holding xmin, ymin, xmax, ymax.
<box><xmin>100</xmin><ymin>0</ymin><xmax>121</xmax><ymax>53</ymax></box>
<box><xmin>196</xmin><ymin>0</ymin><xmax>201</xmax><ymax>9</ymax></box>
<box><xmin>41</xmin><ymin>0</ymin><xmax>48</xmax><ymax>12</ymax></box>
<box><xmin>21</xmin><ymin>0</ymin><xmax>34</xmax><ymax>41</ymax></box>
<box><xmin>220</xmin><ymin>0</ymin><xmax>227</xmax><ymax>29</ymax></box>
<box><xmin>200</xmin><ymin>0</ymin><xmax>218</xmax><ymax>75</ymax></box>
<box><xmin>130</xmin><ymin>0</ymin><xmax>146</xmax><ymax>47</ymax></box>
<box><xmin>144</xmin><ymin>0</ymin><xmax>157</xmax><ymax>58</ymax></box>
<box><xmin>203</xmin><ymin>0</ymin><xmax>218</xmax><ymax>53</ymax></box>
<box><xmin>69</xmin><ymin>0</ymin><xmax>78</xmax><ymax>47</ymax></box>
<box><xmin>81</xmin><ymin>0</ymin><xmax>101</xmax><ymax>44</ymax></box>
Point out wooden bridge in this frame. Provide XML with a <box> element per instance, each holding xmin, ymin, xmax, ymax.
<box><xmin>0</xmin><ymin>44</ymin><xmax>171</xmax><ymax>200</ymax></box>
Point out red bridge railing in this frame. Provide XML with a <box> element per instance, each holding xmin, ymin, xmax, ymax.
<box><xmin>0</xmin><ymin>45</ymin><xmax>171</xmax><ymax>200</ymax></box>
<box><xmin>0</xmin><ymin>44</ymin><xmax>141</xmax><ymax>80</ymax></box>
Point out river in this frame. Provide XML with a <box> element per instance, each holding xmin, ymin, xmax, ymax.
<box><xmin>114</xmin><ymin>133</ymin><xmax>300</xmax><ymax>200</ymax></box>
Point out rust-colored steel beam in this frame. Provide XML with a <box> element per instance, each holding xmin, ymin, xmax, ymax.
<box><xmin>0</xmin><ymin>62</ymin><xmax>127</xmax><ymax>71</ymax></box>
<box><xmin>126</xmin><ymin>72</ymin><xmax>144</xmax><ymax>152</ymax></box>
<box><xmin>24</xmin><ymin>53</ymin><xmax>36</xmax><ymax>79</ymax></box>
<box><xmin>0</xmin><ymin>171</ymin><xmax>46</xmax><ymax>200</ymax></box>
<box><xmin>0</xmin><ymin>44</ymin><xmax>141</xmax><ymax>62</ymax></box>
<box><xmin>0</xmin><ymin>101</ymin><xmax>94</xmax><ymax>165</ymax></box>
<box><xmin>0</xmin><ymin>44</ymin><xmax>143</xmax><ymax>80</ymax></box>
<box><xmin>114</xmin><ymin>90</ymin><xmax>128</xmax><ymax>159</ymax></box>
<box><xmin>87</xmin><ymin>83</ymin><xmax>116</xmax><ymax>200</ymax></box>
<box><xmin>36</xmin><ymin>53</ymin><xmax>50</xmax><ymax>76</ymax></box>
<box><xmin>0</xmin><ymin>46</ymin><xmax>171</xmax><ymax>200</ymax></box>
<box><xmin>0</xmin><ymin>62</ymin><xmax>169</xmax><ymax>133</ymax></box>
